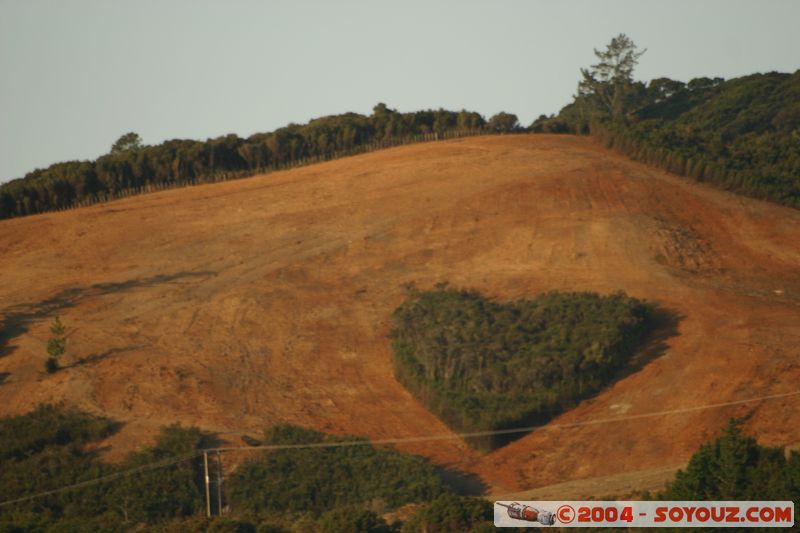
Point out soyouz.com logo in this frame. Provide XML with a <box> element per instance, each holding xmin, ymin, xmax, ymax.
<box><xmin>493</xmin><ymin>501</ymin><xmax>795</xmax><ymax>528</ymax></box>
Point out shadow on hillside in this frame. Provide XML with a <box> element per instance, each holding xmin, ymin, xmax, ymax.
<box><xmin>64</xmin><ymin>344</ymin><xmax>148</xmax><ymax>368</ymax></box>
<box><xmin>437</xmin><ymin>465</ymin><xmax>489</xmax><ymax>496</ymax></box>
<box><xmin>0</xmin><ymin>271</ymin><xmax>215</xmax><ymax>358</ymax></box>
<box><xmin>201</xmin><ymin>432</ymin><xmax>231</xmax><ymax>451</ymax></box>
<box><xmin>614</xmin><ymin>305</ymin><xmax>683</xmax><ymax>382</ymax></box>
<box><xmin>0</xmin><ymin>372</ymin><xmax>9</xmax><ymax>386</ymax></box>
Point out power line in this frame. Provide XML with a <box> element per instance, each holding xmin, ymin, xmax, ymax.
<box><xmin>206</xmin><ymin>389</ymin><xmax>800</xmax><ymax>452</ymax></box>
<box><xmin>0</xmin><ymin>451</ymin><xmax>200</xmax><ymax>508</ymax></box>
<box><xmin>1</xmin><ymin>389</ymin><xmax>797</xmax><ymax>508</ymax></box>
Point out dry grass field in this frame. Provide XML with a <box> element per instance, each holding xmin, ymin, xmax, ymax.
<box><xmin>1</xmin><ymin>134</ymin><xmax>799</xmax><ymax>495</ymax></box>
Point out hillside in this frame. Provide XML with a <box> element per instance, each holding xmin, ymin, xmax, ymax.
<box><xmin>539</xmin><ymin>70</ymin><xmax>800</xmax><ymax>207</ymax></box>
<box><xmin>1</xmin><ymin>135</ymin><xmax>799</xmax><ymax>496</ymax></box>
<box><xmin>0</xmin><ymin>105</ymin><xmax>507</xmax><ymax>219</ymax></box>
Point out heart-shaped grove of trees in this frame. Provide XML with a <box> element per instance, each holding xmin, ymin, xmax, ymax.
<box><xmin>390</xmin><ymin>288</ymin><xmax>655</xmax><ymax>450</ymax></box>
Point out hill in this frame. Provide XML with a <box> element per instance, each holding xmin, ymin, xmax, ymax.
<box><xmin>0</xmin><ymin>105</ymin><xmax>516</xmax><ymax>219</ymax></box>
<box><xmin>538</xmin><ymin>70</ymin><xmax>800</xmax><ymax>207</ymax></box>
<box><xmin>1</xmin><ymin>135</ymin><xmax>799</xmax><ymax>496</ymax></box>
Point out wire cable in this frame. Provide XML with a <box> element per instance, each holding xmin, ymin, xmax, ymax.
<box><xmin>0</xmin><ymin>451</ymin><xmax>200</xmax><ymax>508</ymax></box>
<box><xmin>1</xmin><ymin>389</ymin><xmax>797</xmax><ymax>507</ymax></box>
<box><xmin>207</xmin><ymin>389</ymin><xmax>800</xmax><ymax>452</ymax></box>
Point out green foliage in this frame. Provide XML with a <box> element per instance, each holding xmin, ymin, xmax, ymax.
<box><xmin>49</xmin><ymin>316</ymin><xmax>65</xmax><ymax>338</ymax></box>
<box><xmin>263</xmin><ymin>423</ymin><xmax>325</xmax><ymax>445</ymax></box>
<box><xmin>45</xmin><ymin>316</ymin><xmax>66</xmax><ymax>373</ymax></box>
<box><xmin>0</xmin><ymin>105</ymin><xmax>499</xmax><ymax>220</ymax></box>
<box><xmin>401</xmin><ymin>493</ymin><xmax>492</xmax><ymax>533</ymax></box>
<box><xmin>529</xmin><ymin>112</ymin><xmax>575</xmax><ymax>134</ymax></box>
<box><xmin>0</xmin><ymin>406</ymin><xmax>205</xmax><ymax>532</ymax></box>
<box><xmin>390</xmin><ymin>289</ymin><xmax>653</xmax><ymax>449</ymax></box>
<box><xmin>546</xmin><ymin>34</ymin><xmax>800</xmax><ymax>208</ymax></box>
<box><xmin>546</xmin><ymin>33</ymin><xmax>648</xmax><ymax>134</ymax></box>
<box><xmin>207</xmin><ymin>518</ymin><xmax>257</xmax><ymax>533</ymax></box>
<box><xmin>104</xmin><ymin>424</ymin><xmax>205</xmax><ymax>525</ymax></box>
<box><xmin>0</xmin><ymin>406</ymin><xmax>115</xmax><ymax>530</ymax></box>
<box><xmin>0</xmin><ymin>408</ymin><xmax>472</xmax><ymax>531</ymax></box>
<box><xmin>227</xmin><ymin>424</ymin><xmax>446</xmax><ymax>519</ymax></box>
<box><xmin>141</xmin><ymin>515</ymin><xmax>211</xmax><ymax>532</ymax></box>
<box><xmin>111</xmin><ymin>132</ymin><xmax>144</xmax><ymax>154</ymax></box>
<box><xmin>577</xmin><ymin>33</ymin><xmax>647</xmax><ymax>119</ymax></box>
<box><xmin>661</xmin><ymin>419</ymin><xmax>800</xmax><ymax>503</ymax></box>
<box><xmin>592</xmin><ymin>71</ymin><xmax>800</xmax><ymax>207</ymax></box>
<box><xmin>317</xmin><ymin>507</ymin><xmax>393</xmax><ymax>533</ymax></box>
<box><xmin>254</xmin><ymin>523</ymin><xmax>290</xmax><ymax>533</ymax></box>
<box><xmin>486</xmin><ymin>112</ymin><xmax>520</xmax><ymax>133</ymax></box>
<box><xmin>0</xmin><ymin>404</ymin><xmax>112</xmax><ymax>462</ymax></box>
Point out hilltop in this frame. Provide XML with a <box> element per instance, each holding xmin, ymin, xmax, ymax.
<box><xmin>537</xmin><ymin>68</ymin><xmax>800</xmax><ymax>208</ymax></box>
<box><xmin>1</xmin><ymin>134</ymin><xmax>799</xmax><ymax>495</ymax></box>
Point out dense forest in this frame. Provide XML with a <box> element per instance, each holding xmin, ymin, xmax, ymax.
<box><xmin>0</xmin><ymin>105</ymin><xmax>520</xmax><ymax>220</ymax></box>
<box><xmin>390</xmin><ymin>288</ymin><xmax>653</xmax><ymax>449</ymax></box>
<box><xmin>0</xmin><ymin>406</ymin><xmax>490</xmax><ymax>533</ymax></box>
<box><xmin>534</xmin><ymin>35</ymin><xmax>800</xmax><ymax>208</ymax></box>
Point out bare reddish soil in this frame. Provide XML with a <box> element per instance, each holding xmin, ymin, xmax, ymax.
<box><xmin>1</xmin><ymin>135</ymin><xmax>799</xmax><ymax>495</ymax></box>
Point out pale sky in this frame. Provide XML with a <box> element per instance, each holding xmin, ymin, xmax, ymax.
<box><xmin>1</xmin><ymin>0</ymin><xmax>798</xmax><ymax>183</ymax></box>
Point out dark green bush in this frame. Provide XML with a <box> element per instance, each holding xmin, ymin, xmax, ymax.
<box><xmin>227</xmin><ymin>424</ymin><xmax>446</xmax><ymax>518</ymax></box>
<box><xmin>207</xmin><ymin>518</ymin><xmax>257</xmax><ymax>533</ymax></box>
<box><xmin>254</xmin><ymin>524</ymin><xmax>290</xmax><ymax>533</ymax></box>
<box><xmin>317</xmin><ymin>507</ymin><xmax>393</xmax><ymax>533</ymax></box>
<box><xmin>0</xmin><ymin>404</ymin><xmax>113</xmax><ymax>463</ymax></box>
<box><xmin>401</xmin><ymin>493</ymin><xmax>492</xmax><ymax>533</ymax></box>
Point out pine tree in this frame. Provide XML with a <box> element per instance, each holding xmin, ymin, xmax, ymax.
<box><xmin>661</xmin><ymin>419</ymin><xmax>797</xmax><ymax>501</ymax></box>
<box><xmin>577</xmin><ymin>34</ymin><xmax>646</xmax><ymax>119</ymax></box>
<box><xmin>713</xmin><ymin>419</ymin><xmax>759</xmax><ymax>499</ymax></box>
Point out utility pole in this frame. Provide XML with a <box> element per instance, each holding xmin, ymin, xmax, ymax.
<box><xmin>216</xmin><ymin>451</ymin><xmax>223</xmax><ymax>516</ymax></box>
<box><xmin>203</xmin><ymin>451</ymin><xmax>211</xmax><ymax>518</ymax></box>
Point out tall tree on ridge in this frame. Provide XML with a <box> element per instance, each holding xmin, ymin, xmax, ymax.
<box><xmin>578</xmin><ymin>33</ymin><xmax>646</xmax><ymax>118</ymax></box>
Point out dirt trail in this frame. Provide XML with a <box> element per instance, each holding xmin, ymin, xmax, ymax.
<box><xmin>1</xmin><ymin>135</ymin><xmax>799</xmax><ymax>495</ymax></box>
